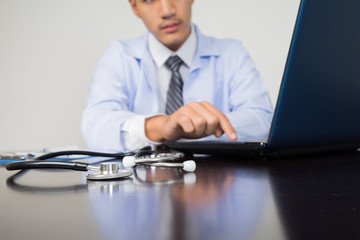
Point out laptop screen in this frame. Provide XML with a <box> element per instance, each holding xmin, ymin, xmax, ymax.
<box><xmin>268</xmin><ymin>0</ymin><xmax>360</xmax><ymax>149</ymax></box>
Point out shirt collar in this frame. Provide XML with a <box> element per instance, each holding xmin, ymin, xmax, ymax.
<box><xmin>149</xmin><ymin>25</ymin><xmax>197</xmax><ymax>68</ymax></box>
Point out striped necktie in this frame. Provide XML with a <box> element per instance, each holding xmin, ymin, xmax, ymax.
<box><xmin>165</xmin><ymin>55</ymin><xmax>184</xmax><ymax>115</ymax></box>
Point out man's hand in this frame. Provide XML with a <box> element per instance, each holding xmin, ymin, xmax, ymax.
<box><xmin>145</xmin><ymin>101</ymin><xmax>237</xmax><ymax>142</ymax></box>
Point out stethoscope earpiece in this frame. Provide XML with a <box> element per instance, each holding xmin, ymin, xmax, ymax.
<box><xmin>183</xmin><ymin>160</ymin><xmax>196</xmax><ymax>172</ymax></box>
<box><xmin>123</xmin><ymin>156</ymin><xmax>136</xmax><ymax>168</ymax></box>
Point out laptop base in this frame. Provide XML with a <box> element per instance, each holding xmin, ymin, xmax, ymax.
<box><xmin>165</xmin><ymin>141</ymin><xmax>360</xmax><ymax>159</ymax></box>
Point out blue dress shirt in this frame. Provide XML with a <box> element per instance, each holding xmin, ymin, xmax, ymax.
<box><xmin>82</xmin><ymin>25</ymin><xmax>273</xmax><ymax>152</ymax></box>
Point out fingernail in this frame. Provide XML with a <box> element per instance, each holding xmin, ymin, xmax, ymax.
<box><xmin>214</xmin><ymin>129</ymin><xmax>220</xmax><ymax>138</ymax></box>
<box><xmin>231</xmin><ymin>133</ymin><xmax>237</xmax><ymax>141</ymax></box>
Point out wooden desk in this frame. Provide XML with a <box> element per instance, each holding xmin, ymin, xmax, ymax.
<box><xmin>1</xmin><ymin>150</ymin><xmax>360</xmax><ymax>240</ymax></box>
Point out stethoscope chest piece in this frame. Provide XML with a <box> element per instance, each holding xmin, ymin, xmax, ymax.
<box><xmin>86</xmin><ymin>162</ymin><xmax>133</xmax><ymax>181</ymax></box>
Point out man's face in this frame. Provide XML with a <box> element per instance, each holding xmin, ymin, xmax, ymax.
<box><xmin>129</xmin><ymin>0</ymin><xmax>194</xmax><ymax>51</ymax></box>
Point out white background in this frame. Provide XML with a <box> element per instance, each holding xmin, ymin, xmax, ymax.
<box><xmin>0</xmin><ymin>0</ymin><xmax>300</xmax><ymax>151</ymax></box>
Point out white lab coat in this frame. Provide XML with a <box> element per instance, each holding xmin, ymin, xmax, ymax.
<box><xmin>82</xmin><ymin>25</ymin><xmax>273</xmax><ymax>151</ymax></box>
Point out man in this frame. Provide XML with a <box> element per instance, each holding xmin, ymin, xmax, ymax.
<box><xmin>82</xmin><ymin>0</ymin><xmax>273</xmax><ymax>151</ymax></box>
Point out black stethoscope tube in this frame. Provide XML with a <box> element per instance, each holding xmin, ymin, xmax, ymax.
<box><xmin>33</xmin><ymin>150</ymin><xmax>140</xmax><ymax>160</ymax></box>
<box><xmin>6</xmin><ymin>160</ymin><xmax>89</xmax><ymax>171</ymax></box>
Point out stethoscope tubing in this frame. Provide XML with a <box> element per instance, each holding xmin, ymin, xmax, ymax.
<box><xmin>33</xmin><ymin>149</ymin><xmax>142</xmax><ymax>160</ymax></box>
<box><xmin>6</xmin><ymin>160</ymin><xmax>89</xmax><ymax>171</ymax></box>
<box><xmin>6</xmin><ymin>147</ymin><xmax>151</xmax><ymax>171</ymax></box>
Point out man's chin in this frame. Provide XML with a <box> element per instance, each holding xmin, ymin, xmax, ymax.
<box><xmin>161</xmin><ymin>37</ymin><xmax>186</xmax><ymax>51</ymax></box>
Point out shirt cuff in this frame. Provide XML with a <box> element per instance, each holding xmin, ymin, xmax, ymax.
<box><xmin>122</xmin><ymin>114</ymin><xmax>163</xmax><ymax>150</ymax></box>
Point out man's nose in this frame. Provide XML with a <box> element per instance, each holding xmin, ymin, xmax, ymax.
<box><xmin>159</xmin><ymin>0</ymin><xmax>176</xmax><ymax>19</ymax></box>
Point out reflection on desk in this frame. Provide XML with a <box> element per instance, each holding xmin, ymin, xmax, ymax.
<box><xmin>269</xmin><ymin>151</ymin><xmax>360</xmax><ymax>240</ymax></box>
<box><xmin>88</xmin><ymin>164</ymin><xmax>275</xmax><ymax>240</ymax></box>
<box><xmin>2</xmin><ymin>150</ymin><xmax>360</xmax><ymax>240</ymax></box>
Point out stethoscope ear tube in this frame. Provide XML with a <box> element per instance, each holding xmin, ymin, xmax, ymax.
<box><xmin>6</xmin><ymin>160</ymin><xmax>89</xmax><ymax>171</ymax></box>
<box><xmin>34</xmin><ymin>150</ymin><xmax>136</xmax><ymax>160</ymax></box>
<box><xmin>32</xmin><ymin>146</ymin><xmax>151</xmax><ymax>161</ymax></box>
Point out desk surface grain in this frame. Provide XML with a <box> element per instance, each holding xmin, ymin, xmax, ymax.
<box><xmin>1</xmin><ymin>150</ymin><xmax>360</xmax><ymax>240</ymax></box>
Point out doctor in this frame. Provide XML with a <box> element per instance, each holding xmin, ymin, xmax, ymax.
<box><xmin>82</xmin><ymin>0</ymin><xmax>273</xmax><ymax>151</ymax></box>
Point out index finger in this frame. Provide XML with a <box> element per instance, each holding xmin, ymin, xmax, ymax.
<box><xmin>200</xmin><ymin>102</ymin><xmax>237</xmax><ymax>141</ymax></box>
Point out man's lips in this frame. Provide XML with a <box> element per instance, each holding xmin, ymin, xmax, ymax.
<box><xmin>160</xmin><ymin>21</ymin><xmax>181</xmax><ymax>33</ymax></box>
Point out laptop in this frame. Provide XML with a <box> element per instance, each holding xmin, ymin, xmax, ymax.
<box><xmin>165</xmin><ymin>0</ymin><xmax>360</xmax><ymax>157</ymax></box>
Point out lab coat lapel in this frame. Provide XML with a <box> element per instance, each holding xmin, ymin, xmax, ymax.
<box><xmin>185</xmin><ymin>26</ymin><xmax>222</xmax><ymax>104</ymax></box>
<box><xmin>126</xmin><ymin>34</ymin><xmax>160</xmax><ymax>113</ymax></box>
<box><xmin>140</xmin><ymin>53</ymin><xmax>159</xmax><ymax>111</ymax></box>
<box><xmin>189</xmin><ymin>25</ymin><xmax>221</xmax><ymax>73</ymax></box>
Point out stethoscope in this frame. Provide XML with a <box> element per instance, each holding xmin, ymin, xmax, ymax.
<box><xmin>5</xmin><ymin>146</ymin><xmax>196</xmax><ymax>181</ymax></box>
